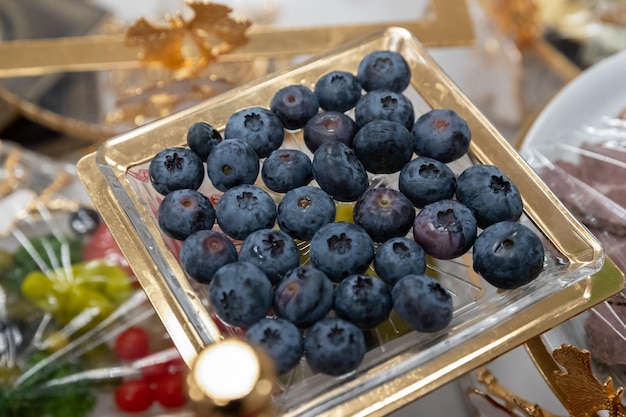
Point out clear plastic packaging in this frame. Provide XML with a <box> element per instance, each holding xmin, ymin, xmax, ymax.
<box><xmin>0</xmin><ymin>140</ymin><xmax>191</xmax><ymax>416</ymax></box>
<box><xmin>523</xmin><ymin>112</ymin><xmax>626</xmax><ymax>390</ymax></box>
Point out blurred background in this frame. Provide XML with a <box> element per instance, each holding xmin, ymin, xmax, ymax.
<box><xmin>2</xmin><ymin>1</ymin><xmax>626</xmax><ymax>416</ymax></box>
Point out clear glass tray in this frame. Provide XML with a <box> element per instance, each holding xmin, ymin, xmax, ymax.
<box><xmin>77</xmin><ymin>27</ymin><xmax>611</xmax><ymax>416</ymax></box>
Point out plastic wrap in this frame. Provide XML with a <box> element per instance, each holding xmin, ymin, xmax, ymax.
<box><xmin>0</xmin><ymin>140</ymin><xmax>190</xmax><ymax>416</ymax></box>
<box><xmin>523</xmin><ymin>112</ymin><xmax>626</xmax><ymax>387</ymax></box>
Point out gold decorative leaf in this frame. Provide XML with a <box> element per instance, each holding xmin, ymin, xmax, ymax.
<box><xmin>125</xmin><ymin>17</ymin><xmax>186</xmax><ymax>69</ymax></box>
<box><xmin>552</xmin><ymin>344</ymin><xmax>626</xmax><ymax>417</ymax></box>
<box><xmin>124</xmin><ymin>1</ymin><xmax>251</xmax><ymax>73</ymax></box>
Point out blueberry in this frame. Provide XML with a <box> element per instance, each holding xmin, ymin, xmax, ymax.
<box><xmin>353</xmin><ymin>188</ymin><xmax>415</xmax><ymax>243</ymax></box>
<box><xmin>158</xmin><ymin>188</ymin><xmax>216</xmax><ymax>240</ymax></box>
<box><xmin>180</xmin><ymin>230</ymin><xmax>238</xmax><ymax>284</ymax></box>
<box><xmin>333</xmin><ymin>274</ymin><xmax>392</xmax><ymax>329</ymax></box>
<box><xmin>374</xmin><ymin>237</ymin><xmax>426</xmax><ymax>286</ymax></box>
<box><xmin>186</xmin><ymin>121</ymin><xmax>223</xmax><ymax>160</ymax></box>
<box><xmin>149</xmin><ymin>146</ymin><xmax>204</xmax><ymax>195</ymax></box>
<box><xmin>472</xmin><ymin>221</ymin><xmax>545</xmax><ymax>289</ymax></box>
<box><xmin>273</xmin><ymin>265</ymin><xmax>334</xmax><ymax>327</ymax></box>
<box><xmin>246</xmin><ymin>317</ymin><xmax>304</xmax><ymax>375</ymax></box>
<box><xmin>270</xmin><ymin>84</ymin><xmax>319</xmax><ymax>130</ymax></box>
<box><xmin>303</xmin><ymin>111</ymin><xmax>358</xmax><ymax>154</ymax></box>
<box><xmin>206</xmin><ymin>138</ymin><xmax>260</xmax><ymax>192</ymax></box>
<box><xmin>354</xmin><ymin>89</ymin><xmax>415</xmax><ymax>130</ymax></box>
<box><xmin>412</xmin><ymin>199</ymin><xmax>477</xmax><ymax>259</ymax></box>
<box><xmin>357</xmin><ymin>50</ymin><xmax>411</xmax><ymax>93</ymax></box>
<box><xmin>304</xmin><ymin>317</ymin><xmax>366</xmax><ymax>376</ymax></box>
<box><xmin>310</xmin><ymin>221</ymin><xmax>375</xmax><ymax>282</ymax></box>
<box><xmin>353</xmin><ymin>120</ymin><xmax>414</xmax><ymax>174</ymax></box>
<box><xmin>392</xmin><ymin>274</ymin><xmax>453</xmax><ymax>333</ymax></box>
<box><xmin>261</xmin><ymin>149</ymin><xmax>313</xmax><ymax>193</ymax></box>
<box><xmin>224</xmin><ymin>106</ymin><xmax>284</xmax><ymax>158</ymax></box>
<box><xmin>208</xmin><ymin>261</ymin><xmax>273</xmax><ymax>328</ymax></box>
<box><xmin>312</xmin><ymin>141</ymin><xmax>369</xmax><ymax>202</ymax></box>
<box><xmin>276</xmin><ymin>186</ymin><xmax>336</xmax><ymax>241</ymax></box>
<box><xmin>69</xmin><ymin>206</ymin><xmax>100</xmax><ymax>235</ymax></box>
<box><xmin>455</xmin><ymin>164</ymin><xmax>524</xmax><ymax>229</ymax></box>
<box><xmin>411</xmin><ymin>109</ymin><xmax>471</xmax><ymax>163</ymax></box>
<box><xmin>238</xmin><ymin>228</ymin><xmax>300</xmax><ymax>285</ymax></box>
<box><xmin>398</xmin><ymin>157</ymin><xmax>456</xmax><ymax>208</ymax></box>
<box><xmin>215</xmin><ymin>184</ymin><xmax>277</xmax><ymax>241</ymax></box>
<box><xmin>314</xmin><ymin>70</ymin><xmax>362</xmax><ymax>112</ymax></box>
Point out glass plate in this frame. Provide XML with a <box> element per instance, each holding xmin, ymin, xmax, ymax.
<box><xmin>77</xmin><ymin>27</ymin><xmax>609</xmax><ymax>416</ymax></box>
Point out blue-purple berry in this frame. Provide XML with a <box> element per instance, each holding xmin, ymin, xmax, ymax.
<box><xmin>180</xmin><ymin>230</ymin><xmax>238</xmax><ymax>284</ymax></box>
<box><xmin>354</xmin><ymin>89</ymin><xmax>415</xmax><ymax>130</ymax></box>
<box><xmin>276</xmin><ymin>186</ymin><xmax>336</xmax><ymax>241</ymax></box>
<box><xmin>392</xmin><ymin>274</ymin><xmax>453</xmax><ymax>333</ymax></box>
<box><xmin>246</xmin><ymin>317</ymin><xmax>304</xmax><ymax>375</ymax></box>
<box><xmin>353</xmin><ymin>120</ymin><xmax>414</xmax><ymax>174</ymax></box>
<box><xmin>333</xmin><ymin>274</ymin><xmax>393</xmax><ymax>329</ymax></box>
<box><xmin>303</xmin><ymin>111</ymin><xmax>358</xmax><ymax>153</ymax></box>
<box><xmin>273</xmin><ymin>265</ymin><xmax>334</xmax><ymax>328</ymax></box>
<box><xmin>412</xmin><ymin>199</ymin><xmax>477</xmax><ymax>260</ymax></box>
<box><xmin>411</xmin><ymin>109</ymin><xmax>471</xmax><ymax>163</ymax></box>
<box><xmin>472</xmin><ymin>221</ymin><xmax>544</xmax><ymax>289</ymax></box>
<box><xmin>270</xmin><ymin>84</ymin><xmax>319</xmax><ymax>130</ymax></box>
<box><xmin>398</xmin><ymin>157</ymin><xmax>456</xmax><ymax>208</ymax></box>
<box><xmin>238</xmin><ymin>228</ymin><xmax>300</xmax><ymax>285</ymax></box>
<box><xmin>149</xmin><ymin>147</ymin><xmax>204</xmax><ymax>196</ymax></box>
<box><xmin>186</xmin><ymin>121</ymin><xmax>222</xmax><ymax>160</ymax></box>
<box><xmin>224</xmin><ymin>106</ymin><xmax>284</xmax><ymax>158</ymax></box>
<box><xmin>374</xmin><ymin>237</ymin><xmax>426</xmax><ymax>286</ymax></box>
<box><xmin>206</xmin><ymin>138</ymin><xmax>260</xmax><ymax>192</ymax></box>
<box><xmin>353</xmin><ymin>188</ymin><xmax>415</xmax><ymax>243</ymax></box>
<box><xmin>215</xmin><ymin>184</ymin><xmax>276</xmax><ymax>241</ymax></box>
<box><xmin>357</xmin><ymin>50</ymin><xmax>411</xmax><ymax>93</ymax></box>
<box><xmin>209</xmin><ymin>261</ymin><xmax>273</xmax><ymax>328</ymax></box>
<box><xmin>455</xmin><ymin>164</ymin><xmax>523</xmax><ymax>229</ymax></box>
<box><xmin>304</xmin><ymin>317</ymin><xmax>366</xmax><ymax>376</ymax></box>
<box><xmin>158</xmin><ymin>188</ymin><xmax>216</xmax><ymax>240</ymax></box>
<box><xmin>314</xmin><ymin>70</ymin><xmax>362</xmax><ymax>112</ymax></box>
<box><xmin>312</xmin><ymin>141</ymin><xmax>369</xmax><ymax>202</ymax></box>
<box><xmin>309</xmin><ymin>221</ymin><xmax>375</xmax><ymax>282</ymax></box>
<box><xmin>261</xmin><ymin>148</ymin><xmax>313</xmax><ymax>193</ymax></box>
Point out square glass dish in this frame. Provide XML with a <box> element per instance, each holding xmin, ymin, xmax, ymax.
<box><xmin>77</xmin><ymin>27</ymin><xmax>616</xmax><ymax>416</ymax></box>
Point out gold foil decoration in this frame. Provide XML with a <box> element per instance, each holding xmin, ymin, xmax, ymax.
<box><xmin>125</xmin><ymin>1</ymin><xmax>252</xmax><ymax>76</ymax></box>
<box><xmin>471</xmin><ymin>344</ymin><xmax>626</xmax><ymax>417</ymax></box>
<box><xmin>552</xmin><ymin>344</ymin><xmax>626</xmax><ymax>417</ymax></box>
<box><xmin>470</xmin><ymin>368</ymin><xmax>561</xmax><ymax>417</ymax></box>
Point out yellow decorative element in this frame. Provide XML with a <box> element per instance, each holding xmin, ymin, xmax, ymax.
<box><xmin>552</xmin><ymin>344</ymin><xmax>626</xmax><ymax>417</ymax></box>
<box><xmin>125</xmin><ymin>1</ymin><xmax>252</xmax><ymax>76</ymax></box>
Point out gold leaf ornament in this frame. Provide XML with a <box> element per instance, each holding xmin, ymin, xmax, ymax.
<box><xmin>552</xmin><ymin>344</ymin><xmax>626</xmax><ymax>417</ymax></box>
<box><xmin>124</xmin><ymin>1</ymin><xmax>252</xmax><ymax>73</ymax></box>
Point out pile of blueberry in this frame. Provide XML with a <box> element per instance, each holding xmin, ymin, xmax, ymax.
<box><xmin>148</xmin><ymin>50</ymin><xmax>546</xmax><ymax>378</ymax></box>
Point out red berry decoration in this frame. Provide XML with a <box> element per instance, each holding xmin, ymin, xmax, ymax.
<box><xmin>114</xmin><ymin>379</ymin><xmax>154</xmax><ymax>412</ymax></box>
<box><xmin>115</xmin><ymin>326</ymin><xmax>150</xmax><ymax>361</ymax></box>
<box><xmin>153</xmin><ymin>372</ymin><xmax>188</xmax><ymax>409</ymax></box>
